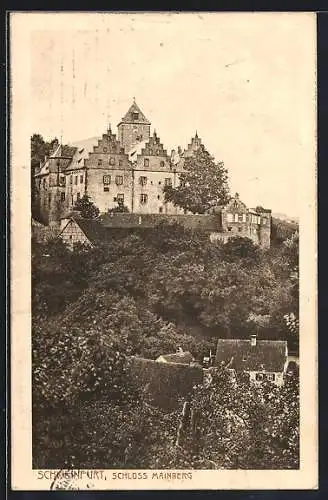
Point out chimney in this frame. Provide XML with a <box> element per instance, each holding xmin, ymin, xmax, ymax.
<box><xmin>250</xmin><ymin>334</ymin><xmax>257</xmax><ymax>347</ymax></box>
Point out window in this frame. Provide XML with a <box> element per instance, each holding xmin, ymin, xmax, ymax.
<box><xmin>227</xmin><ymin>213</ymin><xmax>233</xmax><ymax>223</ymax></box>
<box><xmin>144</xmin><ymin>158</ymin><xmax>149</xmax><ymax>167</ymax></box>
<box><xmin>159</xmin><ymin>207</ymin><xmax>163</xmax><ymax>213</ymax></box>
<box><xmin>117</xmin><ymin>193</ymin><xmax>124</xmax><ymax>203</ymax></box>
<box><xmin>59</xmin><ymin>175</ymin><xmax>66</xmax><ymax>186</ymax></box>
<box><xmin>262</xmin><ymin>217</ymin><xmax>267</xmax><ymax>225</ymax></box>
<box><xmin>98</xmin><ymin>159</ymin><xmax>103</xmax><ymax>166</ymax></box>
<box><xmin>140</xmin><ymin>194</ymin><xmax>148</xmax><ymax>204</ymax></box>
<box><xmin>164</xmin><ymin>178</ymin><xmax>172</xmax><ymax>187</ymax></box>
<box><xmin>115</xmin><ymin>175</ymin><xmax>123</xmax><ymax>185</ymax></box>
<box><xmin>118</xmin><ymin>159</ymin><xmax>123</xmax><ymax>167</ymax></box>
<box><xmin>75</xmin><ymin>176</ymin><xmax>78</xmax><ymax>185</ymax></box>
<box><xmin>80</xmin><ymin>175</ymin><xmax>84</xmax><ymax>184</ymax></box>
<box><xmin>61</xmin><ymin>192</ymin><xmax>65</xmax><ymax>202</ymax></box>
<box><xmin>77</xmin><ymin>192</ymin><xmax>80</xmax><ymax>201</ymax></box>
<box><xmin>104</xmin><ymin>187</ymin><xmax>109</xmax><ymax>192</ymax></box>
<box><xmin>110</xmin><ymin>157</ymin><xmax>115</xmax><ymax>166</ymax></box>
<box><xmin>157</xmin><ymin>195</ymin><xmax>160</xmax><ymax>200</ymax></box>
<box><xmin>238</xmin><ymin>227</ymin><xmax>242</xmax><ymax>232</ymax></box>
<box><xmin>266</xmin><ymin>373</ymin><xmax>275</xmax><ymax>382</ymax></box>
<box><xmin>227</xmin><ymin>227</ymin><xmax>232</xmax><ymax>232</ymax></box>
<box><xmin>234</xmin><ymin>213</ymin><xmax>239</xmax><ymax>222</ymax></box>
<box><xmin>139</xmin><ymin>176</ymin><xmax>147</xmax><ymax>186</ymax></box>
<box><xmin>103</xmin><ymin>175</ymin><xmax>111</xmax><ymax>185</ymax></box>
<box><xmin>48</xmin><ymin>193</ymin><xmax>51</xmax><ymax>204</ymax></box>
<box><xmin>160</xmin><ymin>160</ymin><xmax>165</xmax><ymax>168</ymax></box>
<box><xmin>158</xmin><ymin>181</ymin><xmax>162</xmax><ymax>185</ymax></box>
<box><xmin>132</xmin><ymin>112</ymin><xmax>139</xmax><ymax>120</ymax></box>
<box><xmin>70</xmin><ymin>175</ymin><xmax>73</xmax><ymax>185</ymax></box>
<box><xmin>242</xmin><ymin>213</ymin><xmax>246</xmax><ymax>223</ymax></box>
<box><xmin>255</xmin><ymin>373</ymin><xmax>264</xmax><ymax>381</ymax></box>
<box><xmin>103</xmin><ymin>147</ymin><xmax>108</xmax><ymax>153</ymax></box>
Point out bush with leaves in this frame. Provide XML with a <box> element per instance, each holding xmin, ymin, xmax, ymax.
<box><xmin>73</xmin><ymin>194</ymin><xmax>100</xmax><ymax>219</ymax></box>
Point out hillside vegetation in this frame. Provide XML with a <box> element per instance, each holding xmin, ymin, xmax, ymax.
<box><xmin>32</xmin><ymin>221</ymin><xmax>299</xmax><ymax>469</ymax></box>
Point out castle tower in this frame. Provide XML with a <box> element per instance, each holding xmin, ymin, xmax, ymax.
<box><xmin>117</xmin><ymin>99</ymin><xmax>151</xmax><ymax>153</ymax></box>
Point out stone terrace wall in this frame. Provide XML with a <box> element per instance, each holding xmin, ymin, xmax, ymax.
<box><xmin>100</xmin><ymin>213</ymin><xmax>222</xmax><ymax>232</ymax></box>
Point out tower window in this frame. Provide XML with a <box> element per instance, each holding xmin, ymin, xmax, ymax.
<box><xmin>234</xmin><ymin>213</ymin><xmax>239</xmax><ymax>223</ymax></box>
<box><xmin>61</xmin><ymin>192</ymin><xmax>65</xmax><ymax>202</ymax></box>
<box><xmin>140</xmin><ymin>194</ymin><xmax>148</xmax><ymax>204</ymax></box>
<box><xmin>75</xmin><ymin>176</ymin><xmax>78</xmax><ymax>185</ymax></box>
<box><xmin>242</xmin><ymin>213</ymin><xmax>246</xmax><ymax>223</ymax></box>
<box><xmin>118</xmin><ymin>159</ymin><xmax>123</xmax><ymax>167</ymax></box>
<box><xmin>103</xmin><ymin>175</ymin><xmax>111</xmax><ymax>185</ymax></box>
<box><xmin>227</xmin><ymin>213</ymin><xmax>233</xmax><ymax>223</ymax></box>
<box><xmin>80</xmin><ymin>174</ymin><xmax>84</xmax><ymax>184</ymax></box>
<box><xmin>115</xmin><ymin>175</ymin><xmax>123</xmax><ymax>185</ymax></box>
<box><xmin>160</xmin><ymin>160</ymin><xmax>165</xmax><ymax>168</ymax></box>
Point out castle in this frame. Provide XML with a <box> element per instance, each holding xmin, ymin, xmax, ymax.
<box><xmin>34</xmin><ymin>100</ymin><xmax>271</xmax><ymax>248</ymax></box>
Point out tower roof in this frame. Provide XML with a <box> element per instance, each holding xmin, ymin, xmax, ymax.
<box><xmin>117</xmin><ymin>100</ymin><xmax>151</xmax><ymax>126</ymax></box>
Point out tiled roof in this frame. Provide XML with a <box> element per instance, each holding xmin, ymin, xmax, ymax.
<box><xmin>126</xmin><ymin>356</ymin><xmax>203</xmax><ymax>409</ymax></box>
<box><xmin>157</xmin><ymin>351</ymin><xmax>194</xmax><ymax>365</ymax></box>
<box><xmin>67</xmin><ymin>137</ymin><xmax>100</xmax><ymax>171</ymax></box>
<box><xmin>215</xmin><ymin>338</ymin><xmax>288</xmax><ymax>372</ymax></box>
<box><xmin>60</xmin><ymin>217</ymin><xmax>110</xmax><ymax>244</ymax></box>
<box><xmin>118</xmin><ymin>100</ymin><xmax>150</xmax><ymax>126</ymax></box>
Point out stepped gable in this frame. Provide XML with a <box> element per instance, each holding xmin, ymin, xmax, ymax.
<box><xmin>140</xmin><ymin>130</ymin><xmax>168</xmax><ymax>157</ymax></box>
<box><xmin>117</xmin><ymin>100</ymin><xmax>151</xmax><ymax>126</ymax></box>
<box><xmin>92</xmin><ymin>127</ymin><xmax>126</xmax><ymax>155</ymax></box>
<box><xmin>184</xmin><ymin>131</ymin><xmax>204</xmax><ymax>157</ymax></box>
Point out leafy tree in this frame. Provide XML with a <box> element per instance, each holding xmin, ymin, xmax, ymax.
<box><xmin>73</xmin><ymin>194</ymin><xmax>100</xmax><ymax>219</ymax></box>
<box><xmin>108</xmin><ymin>200</ymin><xmax>130</xmax><ymax>213</ymax></box>
<box><xmin>164</xmin><ymin>147</ymin><xmax>230</xmax><ymax>213</ymax></box>
<box><xmin>222</xmin><ymin>236</ymin><xmax>261</xmax><ymax>265</ymax></box>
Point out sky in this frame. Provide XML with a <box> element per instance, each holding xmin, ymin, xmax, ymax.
<box><xmin>28</xmin><ymin>12</ymin><xmax>316</xmax><ymax>218</ymax></box>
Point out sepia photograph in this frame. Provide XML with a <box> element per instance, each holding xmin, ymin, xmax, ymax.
<box><xmin>10</xmin><ymin>11</ymin><xmax>317</xmax><ymax>490</ymax></box>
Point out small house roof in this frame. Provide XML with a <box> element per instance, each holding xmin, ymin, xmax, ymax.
<box><xmin>215</xmin><ymin>338</ymin><xmax>287</xmax><ymax>372</ymax></box>
<box><xmin>156</xmin><ymin>351</ymin><xmax>194</xmax><ymax>365</ymax></box>
<box><xmin>59</xmin><ymin>217</ymin><xmax>110</xmax><ymax>245</ymax></box>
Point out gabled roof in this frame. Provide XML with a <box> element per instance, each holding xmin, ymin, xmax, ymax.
<box><xmin>59</xmin><ymin>217</ymin><xmax>110</xmax><ymax>244</ymax></box>
<box><xmin>118</xmin><ymin>100</ymin><xmax>151</xmax><ymax>126</ymax></box>
<box><xmin>156</xmin><ymin>351</ymin><xmax>194</xmax><ymax>365</ymax></box>
<box><xmin>67</xmin><ymin>137</ymin><xmax>100</xmax><ymax>171</ymax></box>
<box><xmin>215</xmin><ymin>338</ymin><xmax>288</xmax><ymax>372</ymax></box>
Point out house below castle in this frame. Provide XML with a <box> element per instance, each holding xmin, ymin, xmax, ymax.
<box><xmin>215</xmin><ymin>335</ymin><xmax>289</xmax><ymax>387</ymax></box>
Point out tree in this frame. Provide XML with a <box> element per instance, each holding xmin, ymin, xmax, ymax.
<box><xmin>164</xmin><ymin>147</ymin><xmax>230</xmax><ymax>213</ymax></box>
<box><xmin>222</xmin><ymin>236</ymin><xmax>261</xmax><ymax>265</ymax></box>
<box><xmin>74</xmin><ymin>194</ymin><xmax>100</xmax><ymax>219</ymax></box>
<box><xmin>108</xmin><ymin>200</ymin><xmax>129</xmax><ymax>213</ymax></box>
